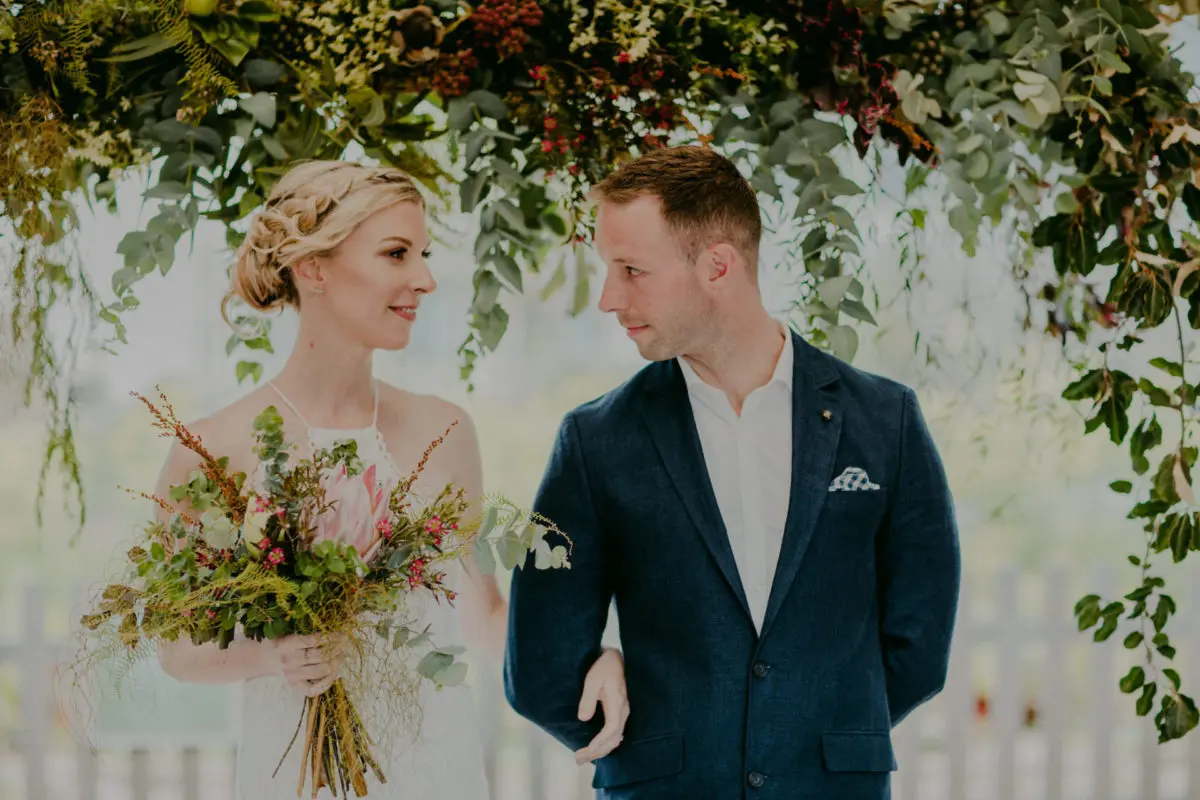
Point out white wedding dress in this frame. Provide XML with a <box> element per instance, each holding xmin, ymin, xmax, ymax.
<box><xmin>235</xmin><ymin>381</ymin><xmax>489</xmax><ymax>800</ymax></box>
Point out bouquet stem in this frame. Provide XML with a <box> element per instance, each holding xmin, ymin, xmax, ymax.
<box><xmin>280</xmin><ymin>679</ymin><xmax>385</xmax><ymax>798</ymax></box>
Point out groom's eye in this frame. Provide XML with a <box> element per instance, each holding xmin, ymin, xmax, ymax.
<box><xmin>626</xmin><ymin>266</ymin><xmax>642</xmax><ymax>276</ymax></box>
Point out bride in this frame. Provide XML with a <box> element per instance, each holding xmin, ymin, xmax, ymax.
<box><xmin>154</xmin><ymin>160</ymin><xmax>629</xmax><ymax>798</ymax></box>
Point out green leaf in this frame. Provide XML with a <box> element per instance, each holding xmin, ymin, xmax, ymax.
<box><xmin>826</xmin><ymin>325</ymin><xmax>858</xmax><ymax>362</ymax></box>
<box><xmin>497</xmin><ymin>533</ymin><xmax>524</xmax><ymax>570</ymax></box>
<box><xmin>417</xmin><ymin>650</ymin><xmax>454</xmax><ymax>679</ymax></box>
<box><xmin>472</xmin><ymin>270</ymin><xmax>502</xmax><ymax>315</ymax></box>
<box><xmin>1164</xmin><ymin>669</ymin><xmax>1182</xmax><ymax>690</ymax></box>
<box><xmin>1152</xmin><ymin>595</ymin><xmax>1175</xmax><ymax>632</ymax></box>
<box><xmin>467</xmin><ymin>90</ymin><xmax>507</xmax><ymax>120</ymax></box>
<box><xmin>151</xmin><ymin>542</ymin><xmax>165</xmax><ymax>562</ymax></box>
<box><xmin>1110</xmin><ymin>480</ymin><xmax>1133</xmax><ymax>494</ymax></box>
<box><xmin>434</xmin><ymin>661</ymin><xmax>469</xmax><ymax>687</ymax></box>
<box><xmin>237</xmin><ymin>0</ymin><xmax>281</xmax><ymax>21</ymax></box>
<box><xmin>817</xmin><ymin>275</ymin><xmax>855</xmax><ymax>309</ymax></box>
<box><xmin>243</xmin><ymin>58</ymin><xmax>285</xmax><ymax>87</ymax></box>
<box><xmin>1149</xmin><ymin>358</ymin><xmax>1184</xmax><ymax>378</ymax></box>
<box><xmin>236</xmin><ymin>360</ymin><xmax>263</xmax><ymax>384</ymax></box>
<box><xmin>1181</xmin><ymin>184</ymin><xmax>1200</xmax><ymax>223</ymax></box>
<box><xmin>490</xmin><ymin>253</ymin><xmax>523</xmax><ymax>292</ymax></box>
<box><xmin>239</xmin><ymin>93</ymin><xmax>277</xmax><ymax>129</ymax></box>
<box><xmin>97</xmin><ymin>33</ymin><xmax>176</xmax><ymax>62</ymax></box>
<box><xmin>472</xmin><ymin>538</ymin><xmax>496</xmax><ymax>573</ymax></box>
<box><xmin>460</xmin><ymin>171</ymin><xmax>489</xmax><ymax>213</ymax></box>
<box><xmin>540</xmin><ymin>259</ymin><xmax>568</xmax><ymax>301</ymax></box>
<box><xmin>1097</xmin><ymin>49</ymin><xmax>1131</xmax><ymax>73</ymax></box>
<box><xmin>1120</xmin><ymin>665</ymin><xmax>1146</xmax><ymax>693</ymax></box>
<box><xmin>1124</xmin><ymin>631</ymin><xmax>1144</xmax><ymax>649</ymax></box>
<box><xmin>1159</xmin><ymin>694</ymin><xmax>1200</xmax><ymax>741</ymax></box>
<box><xmin>447</xmin><ymin>96</ymin><xmax>475</xmax><ymax>132</ymax></box>
<box><xmin>145</xmin><ymin>182</ymin><xmax>190</xmax><ymax>201</ymax></box>
<box><xmin>796</xmin><ymin>117</ymin><xmax>847</xmax><ymax>155</ymax></box>
<box><xmin>1094</xmin><ymin>613</ymin><xmax>1119</xmax><ymax>641</ymax></box>
<box><xmin>1136</xmin><ymin>682</ymin><xmax>1157</xmax><ymax>716</ymax></box>
<box><xmin>1063</xmin><ymin>370</ymin><xmax>1104</xmax><ymax>401</ymax></box>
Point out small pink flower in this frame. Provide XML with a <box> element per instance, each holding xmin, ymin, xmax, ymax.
<box><xmin>257</xmin><ymin>537</ymin><xmax>271</xmax><ymax>551</ymax></box>
<box><xmin>182</xmin><ymin>609</ymin><xmax>193</xmax><ymax>618</ymax></box>
<box><xmin>205</xmin><ymin>609</ymin><xmax>216</xmax><ymax>620</ymax></box>
<box><xmin>275</xmin><ymin>507</ymin><xmax>286</xmax><ymax>518</ymax></box>
<box><xmin>267</xmin><ymin>548</ymin><xmax>285</xmax><ymax>565</ymax></box>
<box><xmin>376</xmin><ymin>518</ymin><xmax>393</xmax><ymax>538</ymax></box>
<box><xmin>424</xmin><ymin>516</ymin><xmax>442</xmax><ymax>534</ymax></box>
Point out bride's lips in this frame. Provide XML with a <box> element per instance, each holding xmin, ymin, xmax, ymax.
<box><xmin>389</xmin><ymin>305</ymin><xmax>417</xmax><ymax>321</ymax></box>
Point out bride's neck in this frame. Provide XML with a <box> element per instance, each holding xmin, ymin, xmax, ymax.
<box><xmin>271</xmin><ymin>323</ymin><xmax>376</xmax><ymax>425</ymax></box>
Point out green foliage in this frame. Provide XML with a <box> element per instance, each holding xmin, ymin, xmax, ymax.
<box><xmin>5</xmin><ymin>0</ymin><xmax>1200</xmax><ymax>742</ymax></box>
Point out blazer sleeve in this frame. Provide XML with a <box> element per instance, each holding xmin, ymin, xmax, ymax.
<box><xmin>878</xmin><ymin>387</ymin><xmax>961</xmax><ymax>726</ymax></box>
<box><xmin>503</xmin><ymin>412</ymin><xmax>613</xmax><ymax>750</ymax></box>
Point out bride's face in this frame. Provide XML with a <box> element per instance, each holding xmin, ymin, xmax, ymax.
<box><xmin>310</xmin><ymin>201</ymin><xmax>436</xmax><ymax>351</ymax></box>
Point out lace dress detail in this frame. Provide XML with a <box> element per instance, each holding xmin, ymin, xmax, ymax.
<box><xmin>235</xmin><ymin>381</ymin><xmax>489</xmax><ymax>799</ymax></box>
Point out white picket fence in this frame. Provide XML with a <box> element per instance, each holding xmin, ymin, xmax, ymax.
<box><xmin>2</xmin><ymin>567</ymin><xmax>1199</xmax><ymax>800</ymax></box>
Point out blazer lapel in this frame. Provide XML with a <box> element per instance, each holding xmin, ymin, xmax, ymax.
<box><xmin>639</xmin><ymin>362</ymin><xmax>753</xmax><ymax>622</ymax></box>
<box><xmin>760</xmin><ymin>333</ymin><xmax>842</xmax><ymax>638</ymax></box>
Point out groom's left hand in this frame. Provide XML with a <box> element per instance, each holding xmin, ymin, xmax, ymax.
<box><xmin>573</xmin><ymin>647</ymin><xmax>630</xmax><ymax>764</ymax></box>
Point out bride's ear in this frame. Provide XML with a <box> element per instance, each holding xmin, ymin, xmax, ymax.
<box><xmin>293</xmin><ymin>256</ymin><xmax>326</xmax><ymax>297</ymax></box>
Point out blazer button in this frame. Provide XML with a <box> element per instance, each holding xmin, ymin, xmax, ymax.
<box><xmin>753</xmin><ymin>661</ymin><xmax>770</xmax><ymax>678</ymax></box>
<box><xmin>748</xmin><ymin>771</ymin><xmax>766</xmax><ymax>788</ymax></box>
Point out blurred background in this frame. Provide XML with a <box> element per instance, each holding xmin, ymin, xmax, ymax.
<box><xmin>4</xmin><ymin>25</ymin><xmax>1200</xmax><ymax>800</ymax></box>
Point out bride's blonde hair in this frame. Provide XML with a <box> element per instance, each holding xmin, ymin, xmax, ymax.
<box><xmin>222</xmin><ymin>160</ymin><xmax>424</xmax><ymax>324</ymax></box>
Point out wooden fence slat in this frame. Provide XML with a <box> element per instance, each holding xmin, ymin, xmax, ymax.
<box><xmin>1043</xmin><ymin>569</ymin><xmax>1068</xmax><ymax>800</ymax></box>
<box><xmin>1092</xmin><ymin>569</ymin><xmax>1117</xmax><ymax>800</ymax></box>
<box><xmin>21</xmin><ymin>584</ymin><xmax>48</xmax><ymax>800</ymax></box>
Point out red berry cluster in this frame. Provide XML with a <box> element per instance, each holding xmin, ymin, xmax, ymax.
<box><xmin>470</xmin><ymin>0</ymin><xmax>543</xmax><ymax>60</ymax></box>
<box><xmin>431</xmin><ymin>48</ymin><xmax>479</xmax><ymax>97</ymax></box>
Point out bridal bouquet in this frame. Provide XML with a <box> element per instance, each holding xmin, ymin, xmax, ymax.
<box><xmin>78</xmin><ymin>389</ymin><xmax>570</xmax><ymax>798</ymax></box>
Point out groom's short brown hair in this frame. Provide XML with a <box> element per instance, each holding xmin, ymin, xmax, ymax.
<box><xmin>590</xmin><ymin>145</ymin><xmax>762</xmax><ymax>277</ymax></box>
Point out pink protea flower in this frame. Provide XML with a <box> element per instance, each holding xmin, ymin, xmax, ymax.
<box><xmin>314</xmin><ymin>463</ymin><xmax>395</xmax><ymax>563</ymax></box>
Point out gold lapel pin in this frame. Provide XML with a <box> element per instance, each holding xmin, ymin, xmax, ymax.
<box><xmin>821</xmin><ymin>409</ymin><xmax>834</xmax><ymax>421</ymax></box>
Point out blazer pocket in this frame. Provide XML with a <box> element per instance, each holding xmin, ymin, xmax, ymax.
<box><xmin>821</xmin><ymin>731</ymin><xmax>897</xmax><ymax>773</ymax></box>
<box><xmin>592</xmin><ymin>732</ymin><xmax>685</xmax><ymax>789</ymax></box>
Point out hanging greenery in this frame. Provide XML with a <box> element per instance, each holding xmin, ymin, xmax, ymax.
<box><xmin>3</xmin><ymin>0</ymin><xmax>1200</xmax><ymax>740</ymax></box>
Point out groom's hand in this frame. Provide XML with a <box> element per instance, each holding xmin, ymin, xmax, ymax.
<box><xmin>273</xmin><ymin>635</ymin><xmax>345</xmax><ymax>697</ymax></box>
<box><xmin>573</xmin><ymin>647</ymin><xmax>629</xmax><ymax>764</ymax></box>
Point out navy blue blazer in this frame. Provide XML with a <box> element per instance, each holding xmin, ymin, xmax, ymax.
<box><xmin>505</xmin><ymin>331</ymin><xmax>960</xmax><ymax>799</ymax></box>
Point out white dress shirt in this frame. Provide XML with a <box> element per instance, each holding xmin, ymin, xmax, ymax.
<box><xmin>678</xmin><ymin>327</ymin><xmax>793</xmax><ymax>632</ymax></box>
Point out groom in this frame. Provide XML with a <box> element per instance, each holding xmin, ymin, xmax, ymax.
<box><xmin>504</xmin><ymin>145</ymin><xmax>960</xmax><ymax>799</ymax></box>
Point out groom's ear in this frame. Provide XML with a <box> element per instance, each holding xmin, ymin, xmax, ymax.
<box><xmin>702</xmin><ymin>242</ymin><xmax>741</xmax><ymax>287</ymax></box>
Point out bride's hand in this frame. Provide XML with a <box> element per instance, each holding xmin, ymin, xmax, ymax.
<box><xmin>574</xmin><ymin>647</ymin><xmax>630</xmax><ymax>765</ymax></box>
<box><xmin>272</xmin><ymin>635</ymin><xmax>345</xmax><ymax>697</ymax></box>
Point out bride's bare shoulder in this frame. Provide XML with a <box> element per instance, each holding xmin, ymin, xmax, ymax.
<box><xmin>376</xmin><ymin>382</ymin><xmax>478</xmax><ymax>445</ymax></box>
<box><xmin>157</xmin><ymin>386</ymin><xmax>283</xmax><ymax>483</ymax></box>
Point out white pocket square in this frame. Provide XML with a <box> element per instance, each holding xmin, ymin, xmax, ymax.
<box><xmin>828</xmin><ymin>467</ymin><xmax>880</xmax><ymax>492</ymax></box>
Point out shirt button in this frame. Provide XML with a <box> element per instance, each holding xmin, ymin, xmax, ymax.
<box><xmin>748</xmin><ymin>771</ymin><xmax>766</xmax><ymax>788</ymax></box>
<box><xmin>753</xmin><ymin>661</ymin><xmax>770</xmax><ymax>678</ymax></box>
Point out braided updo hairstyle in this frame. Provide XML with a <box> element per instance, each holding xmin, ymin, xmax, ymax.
<box><xmin>222</xmin><ymin>161</ymin><xmax>425</xmax><ymax>324</ymax></box>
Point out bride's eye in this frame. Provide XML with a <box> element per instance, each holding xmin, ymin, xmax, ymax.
<box><xmin>388</xmin><ymin>248</ymin><xmax>409</xmax><ymax>259</ymax></box>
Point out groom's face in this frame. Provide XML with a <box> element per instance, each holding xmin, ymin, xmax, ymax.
<box><xmin>594</xmin><ymin>195</ymin><xmax>710</xmax><ymax>361</ymax></box>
